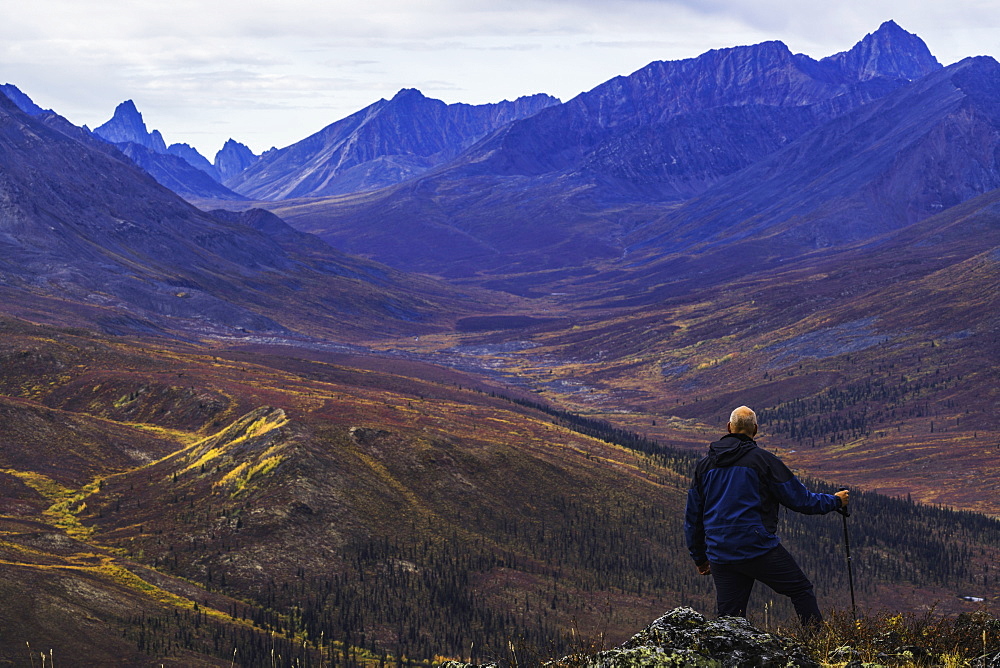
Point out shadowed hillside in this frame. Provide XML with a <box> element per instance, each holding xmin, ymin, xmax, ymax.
<box><xmin>0</xmin><ymin>92</ymin><xmax>498</xmax><ymax>340</ymax></box>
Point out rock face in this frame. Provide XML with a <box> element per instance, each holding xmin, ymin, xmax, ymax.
<box><xmin>634</xmin><ymin>55</ymin><xmax>1000</xmax><ymax>255</ymax></box>
<box><xmin>215</xmin><ymin>138</ymin><xmax>258</xmax><ymax>181</ymax></box>
<box><xmin>440</xmin><ymin>607</ymin><xmax>818</xmax><ymax>668</ymax></box>
<box><xmin>93</xmin><ymin>100</ymin><xmax>168</xmax><ymax>152</ymax></box>
<box><xmin>226</xmin><ymin>88</ymin><xmax>560</xmax><ymax>200</ymax></box>
<box><xmin>0</xmin><ymin>83</ymin><xmax>47</xmax><ymax>116</ymax></box>
<box><xmin>822</xmin><ymin>20</ymin><xmax>941</xmax><ymax>82</ymax></box>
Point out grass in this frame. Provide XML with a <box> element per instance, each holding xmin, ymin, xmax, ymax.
<box><xmin>789</xmin><ymin>609</ymin><xmax>1000</xmax><ymax>667</ymax></box>
<box><xmin>0</xmin><ymin>469</ymin><xmax>97</xmax><ymax>538</ymax></box>
<box><xmin>531</xmin><ymin>609</ymin><xmax>1000</xmax><ymax>667</ymax></box>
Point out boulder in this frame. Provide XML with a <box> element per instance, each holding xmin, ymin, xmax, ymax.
<box><xmin>558</xmin><ymin>607</ymin><xmax>818</xmax><ymax>667</ymax></box>
<box><xmin>440</xmin><ymin>607</ymin><xmax>818</xmax><ymax>667</ymax></box>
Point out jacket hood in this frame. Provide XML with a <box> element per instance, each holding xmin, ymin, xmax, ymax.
<box><xmin>709</xmin><ymin>433</ymin><xmax>758</xmax><ymax>466</ymax></box>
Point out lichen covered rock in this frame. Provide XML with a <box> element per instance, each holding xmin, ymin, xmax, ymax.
<box><xmin>552</xmin><ymin>607</ymin><xmax>818</xmax><ymax>668</ymax></box>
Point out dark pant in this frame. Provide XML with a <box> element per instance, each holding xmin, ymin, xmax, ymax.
<box><xmin>711</xmin><ymin>544</ymin><xmax>822</xmax><ymax>627</ymax></box>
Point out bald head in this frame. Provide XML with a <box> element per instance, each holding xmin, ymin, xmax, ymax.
<box><xmin>728</xmin><ymin>406</ymin><xmax>758</xmax><ymax>437</ymax></box>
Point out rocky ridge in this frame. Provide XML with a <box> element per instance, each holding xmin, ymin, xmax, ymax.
<box><xmin>226</xmin><ymin>88</ymin><xmax>561</xmax><ymax>199</ymax></box>
<box><xmin>92</xmin><ymin>99</ymin><xmax>245</xmax><ymax>200</ymax></box>
<box><xmin>442</xmin><ymin>606</ymin><xmax>1000</xmax><ymax>667</ymax></box>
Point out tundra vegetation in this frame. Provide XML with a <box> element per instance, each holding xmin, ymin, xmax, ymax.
<box><xmin>0</xmin><ymin>316</ymin><xmax>997</xmax><ymax>665</ymax></box>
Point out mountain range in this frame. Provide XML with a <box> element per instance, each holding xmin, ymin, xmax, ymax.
<box><xmin>90</xmin><ymin>100</ymin><xmax>248</xmax><ymax>200</ymax></box>
<box><xmin>0</xmin><ymin>92</ymin><xmax>485</xmax><ymax>340</ymax></box>
<box><xmin>248</xmin><ymin>21</ymin><xmax>977</xmax><ymax>281</ymax></box>
<box><xmin>224</xmin><ymin>88</ymin><xmax>560</xmax><ymax>199</ymax></box>
<box><xmin>1</xmin><ymin>18</ymin><xmax>999</xmax><ymax>666</ymax></box>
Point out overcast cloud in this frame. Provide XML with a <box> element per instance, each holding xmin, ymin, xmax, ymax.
<box><xmin>2</xmin><ymin>0</ymin><xmax>998</xmax><ymax>158</ymax></box>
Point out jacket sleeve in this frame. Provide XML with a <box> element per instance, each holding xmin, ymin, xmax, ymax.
<box><xmin>764</xmin><ymin>452</ymin><xmax>840</xmax><ymax>515</ymax></box>
<box><xmin>684</xmin><ymin>475</ymin><xmax>708</xmax><ymax>564</ymax></box>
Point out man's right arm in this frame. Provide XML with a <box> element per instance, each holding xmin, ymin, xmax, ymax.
<box><xmin>764</xmin><ymin>451</ymin><xmax>841</xmax><ymax>514</ymax></box>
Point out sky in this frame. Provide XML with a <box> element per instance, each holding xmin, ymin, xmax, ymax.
<box><xmin>2</xmin><ymin>1</ymin><xmax>998</xmax><ymax>159</ymax></box>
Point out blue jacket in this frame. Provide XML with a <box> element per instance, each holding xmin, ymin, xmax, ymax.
<box><xmin>684</xmin><ymin>433</ymin><xmax>841</xmax><ymax>564</ymax></box>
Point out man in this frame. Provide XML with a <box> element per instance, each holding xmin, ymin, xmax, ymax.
<box><xmin>684</xmin><ymin>405</ymin><xmax>849</xmax><ymax>626</ymax></box>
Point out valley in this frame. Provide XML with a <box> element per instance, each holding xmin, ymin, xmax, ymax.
<box><xmin>1</xmin><ymin>17</ymin><xmax>999</xmax><ymax>667</ymax></box>
<box><xmin>0</xmin><ymin>314</ymin><xmax>997</xmax><ymax>665</ymax></box>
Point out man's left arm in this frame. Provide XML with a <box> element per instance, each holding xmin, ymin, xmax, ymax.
<box><xmin>684</xmin><ymin>482</ymin><xmax>710</xmax><ymax>568</ymax></box>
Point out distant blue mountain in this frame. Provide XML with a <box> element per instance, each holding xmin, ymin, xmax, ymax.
<box><xmin>226</xmin><ymin>89</ymin><xmax>560</xmax><ymax>199</ymax></box>
<box><xmin>0</xmin><ymin>91</ymin><xmax>466</xmax><ymax>337</ymax></box>
<box><xmin>93</xmin><ymin>100</ymin><xmax>168</xmax><ymax>152</ymax></box>
<box><xmin>93</xmin><ymin>100</ymin><xmax>243</xmax><ymax>200</ymax></box>
<box><xmin>215</xmin><ymin>139</ymin><xmax>259</xmax><ymax>182</ymax></box>
<box><xmin>630</xmin><ymin>54</ymin><xmax>1000</xmax><ymax>256</ymax></box>
<box><xmin>117</xmin><ymin>142</ymin><xmax>243</xmax><ymax>201</ymax></box>
<box><xmin>0</xmin><ymin>84</ymin><xmax>48</xmax><ymax>116</ymax></box>
<box><xmin>271</xmin><ymin>21</ymin><xmax>952</xmax><ymax>278</ymax></box>
<box><xmin>166</xmin><ymin>142</ymin><xmax>220</xmax><ymax>180</ymax></box>
<box><xmin>449</xmin><ymin>20</ymin><xmax>941</xmax><ymax>188</ymax></box>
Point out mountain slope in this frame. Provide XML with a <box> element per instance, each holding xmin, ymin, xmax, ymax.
<box><xmin>117</xmin><ymin>141</ymin><xmax>244</xmax><ymax>200</ymax></box>
<box><xmin>0</xmin><ymin>315</ymin><xmax>995</xmax><ymax>664</ymax></box>
<box><xmin>0</xmin><ymin>93</ymin><xmax>486</xmax><ymax>339</ymax></box>
<box><xmin>624</xmin><ymin>55</ymin><xmax>1000</xmax><ymax>260</ymax></box>
<box><xmin>258</xmin><ymin>21</ymin><xmax>944</xmax><ymax>278</ymax></box>
<box><xmin>1</xmin><ymin>83</ymin><xmax>49</xmax><ymax>116</ymax></box>
<box><xmin>226</xmin><ymin>88</ymin><xmax>560</xmax><ymax>199</ymax></box>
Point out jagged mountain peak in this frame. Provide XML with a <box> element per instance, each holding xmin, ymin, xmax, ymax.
<box><xmin>94</xmin><ymin>99</ymin><xmax>166</xmax><ymax>152</ymax></box>
<box><xmin>391</xmin><ymin>87</ymin><xmax>426</xmax><ymax>101</ymax></box>
<box><xmin>214</xmin><ymin>138</ymin><xmax>258</xmax><ymax>181</ymax></box>
<box><xmin>114</xmin><ymin>98</ymin><xmax>140</xmax><ymax>116</ymax></box>
<box><xmin>822</xmin><ymin>19</ymin><xmax>941</xmax><ymax>82</ymax></box>
<box><xmin>1</xmin><ymin>83</ymin><xmax>48</xmax><ymax>116</ymax></box>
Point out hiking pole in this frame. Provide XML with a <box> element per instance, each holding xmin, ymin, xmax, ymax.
<box><xmin>837</xmin><ymin>487</ymin><xmax>857</xmax><ymax>619</ymax></box>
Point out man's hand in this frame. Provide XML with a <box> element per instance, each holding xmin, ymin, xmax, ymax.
<box><xmin>835</xmin><ymin>489</ymin><xmax>850</xmax><ymax>507</ymax></box>
<box><xmin>697</xmin><ymin>561</ymin><xmax>712</xmax><ymax>576</ymax></box>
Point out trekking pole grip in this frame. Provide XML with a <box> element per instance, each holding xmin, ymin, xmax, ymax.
<box><xmin>837</xmin><ymin>487</ymin><xmax>851</xmax><ymax>517</ymax></box>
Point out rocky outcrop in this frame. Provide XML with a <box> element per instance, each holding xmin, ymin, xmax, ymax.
<box><xmin>440</xmin><ymin>607</ymin><xmax>818</xmax><ymax>667</ymax></box>
<box><xmin>571</xmin><ymin>608</ymin><xmax>818</xmax><ymax>667</ymax></box>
